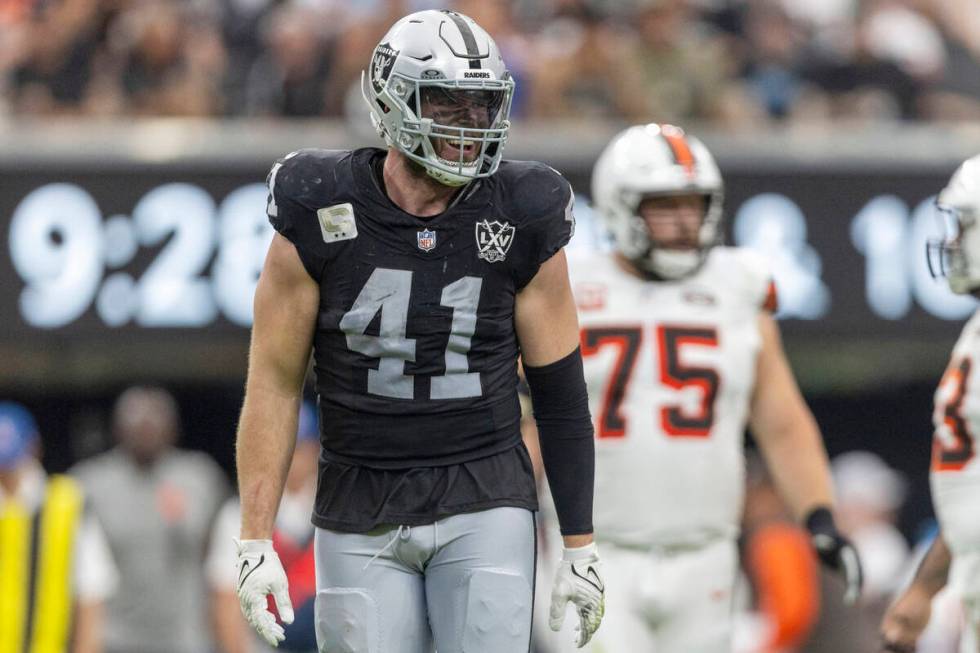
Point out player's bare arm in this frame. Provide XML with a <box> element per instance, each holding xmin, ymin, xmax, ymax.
<box><xmin>234</xmin><ymin>233</ymin><xmax>316</xmax><ymax>646</ymax></box>
<box><xmin>750</xmin><ymin>311</ymin><xmax>863</xmax><ymax>603</ymax></box>
<box><xmin>749</xmin><ymin>312</ymin><xmax>832</xmax><ymax>518</ymax></box>
<box><xmin>513</xmin><ymin>249</ymin><xmax>579</xmax><ymax>363</ymax></box>
<box><xmin>880</xmin><ymin>534</ymin><xmax>952</xmax><ymax>653</ymax></box>
<box><xmin>237</xmin><ymin>233</ymin><xmax>318</xmax><ymax>540</ymax></box>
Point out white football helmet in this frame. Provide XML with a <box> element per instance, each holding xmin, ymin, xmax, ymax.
<box><xmin>930</xmin><ymin>154</ymin><xmax>980</xmax><ymax>294</ymax></box>
<box><xmin>361</xmin><ymin>10</ymin><xmax>514</xmax><ymax>187</ymax></box>
<box><xmin>591</xmin><ymin>124</ymin><xmax>723</xmax><ymax>279</ymax></box>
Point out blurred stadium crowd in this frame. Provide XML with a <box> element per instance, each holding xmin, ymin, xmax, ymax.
<box><xmin>2</xmin><ymin>0</ymin><xmax>980</xmax><ymax>124</ymax></box>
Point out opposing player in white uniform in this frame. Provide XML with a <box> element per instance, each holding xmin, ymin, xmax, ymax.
<box><xmin>882</xmin><ymin>155</ymin><xmax>980</xmax><ymax>653</ymax></box>
<box><xmin>537</xmin><ymin>124</ymin><xmax>863</xmax><ymax>652</ymax></box>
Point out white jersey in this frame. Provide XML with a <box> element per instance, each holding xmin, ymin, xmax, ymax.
<box><xmin>569</xmin><ymin>247</ymin><xmax>773</xmax><ymax>547</ymax></box>
<box><xmin>931</xmin><ymin>308</ymin><xmax>980</xmax><ymax>554</ymax></box>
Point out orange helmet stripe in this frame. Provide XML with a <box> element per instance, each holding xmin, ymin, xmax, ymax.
<box><xmin>660</xmin><ymin>125</ymin><xmax>696</xmax><ymax>177</ymax></box>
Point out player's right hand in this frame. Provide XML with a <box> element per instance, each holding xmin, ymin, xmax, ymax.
<box><xmin>805</xmin><ymin>507</ymin><xmax>863</xmax><ymax>605</ymax></box>
<box><xmin>235</xmin><ymin>538</ymin><xmax>294</xmax><ymax>647</ymax></box>
<box><xmin>880</xmin><ymin>586</ymin><xmax>932</xmax><ymax>653</ymax></box>
<box><xmin>549</xmin><ymin>542</ymin><xmax>606</xmax><ymax>648</ymax></box>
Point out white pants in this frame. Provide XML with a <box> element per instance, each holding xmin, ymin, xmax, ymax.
<box><xmin>537</xmin><ymin>538</ymin><xmax>737</xmax><ymax>653</ymax></box>
<box><xmin>953</xmin><ymin>551</ymin><xmax>980</xmax><ymax>653</ymax></box>
<box><xmin>313</xmin><ymin>506</ymin><xmax>536</xmax><ymax>653</ymax></box>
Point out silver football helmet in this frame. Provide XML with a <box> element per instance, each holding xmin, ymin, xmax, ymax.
<box><xmin>361</xmin><ymin>10</ymin><xmax>514</xmax><ymax>187</ymax></box>
<box><xmin>591</xmin><ymin>124</ymin><xmax>723</xmax><ymax>279</ymax></box>
<box><xmin>929</xmin><ymin>154</ymin><xmax>980</xmax><ymax>294</ymax></box>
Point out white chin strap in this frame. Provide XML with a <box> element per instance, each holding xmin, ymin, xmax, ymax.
<box><xmin>645</xmin><ymin>249</ymin><xmax>703</xmax><ymax>280</ymax></box>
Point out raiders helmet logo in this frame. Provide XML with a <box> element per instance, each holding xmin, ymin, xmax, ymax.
<box><xmin>475</xmin><ymin>220</ymin><xmax>515</xmax><ymax>263</ymax></box>
<box><xmin>371</xmin><ymin>43</ymin><xmax>398</xmax><ymax>92</ymax></box>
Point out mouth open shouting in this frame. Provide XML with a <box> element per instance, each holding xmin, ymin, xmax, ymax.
<box><xmin>421</xmin><ymin>86</ymin><xmax>505</xmax><ymax>166</ymax></box>
<box><xmin>434</xmin><ymin>133</ymin><xmax>480</xmax><ymax>163</ymax></box>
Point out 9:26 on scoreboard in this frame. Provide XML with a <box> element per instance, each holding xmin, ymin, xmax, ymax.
<box><xmin>7</xmin><ymin>182</ymin><xmax>273</xmax><ymax>329</ymax></box>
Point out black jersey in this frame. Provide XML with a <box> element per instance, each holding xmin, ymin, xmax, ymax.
<box><xmin>267</xmin><ymin>147</ymin><xmax>574</xmax><ymax>531</ymax></box>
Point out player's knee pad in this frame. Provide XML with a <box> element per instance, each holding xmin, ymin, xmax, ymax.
<box><xmin>315</xmin><ymin>588</ymin><xmax>379</xmax><ymax>653</ymax></box>
<box><xmin>460</xmin><ymin>568</ymin><xmax>532</xmax><ymax>652</ymax></box>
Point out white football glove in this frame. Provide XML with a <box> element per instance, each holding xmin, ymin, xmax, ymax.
<box><xmin>235</xmin><ymin>539</ymin><xmax>294</xmax><ymax>647</ymax></box>
<box><xmin>549</xmin><ymin>542</ymin><xmax>606</xmax><ymax>648</ymax></box>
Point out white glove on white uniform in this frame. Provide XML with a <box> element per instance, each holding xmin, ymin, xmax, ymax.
<box><xmin>549</xmin><ymin>542</ymin><xmax>606</xmax><ymax>648</ymax></box>
<box><xmin>235</xmin><ymin>539</ymin><xmax>294</xmax><ymax>647</ymax></box>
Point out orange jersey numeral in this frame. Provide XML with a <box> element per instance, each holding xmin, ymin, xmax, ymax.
<box><xmin>933</xmin><ymin>358</ymin><xmax>975</xmax><ymax>472</ymax></box>
<box><xmin>657</xmin><ymin>325</ymin><xmax>720</xmax><ymax>438</ymax></box>
<box><xmin>581</xmin><ymin>326</ymin><xmax>642</xmax><ymax>438</ymax></box>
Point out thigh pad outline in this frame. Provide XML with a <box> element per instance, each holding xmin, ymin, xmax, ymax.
<box><xmin>460</xmin><ymin>568</ymin><xmax>532</xmax><ymax>653</ymax></box>
<box><xmin>315</xmin><ymin>588</ymin><xmax>379</xmax><ymax>653</ymax></box>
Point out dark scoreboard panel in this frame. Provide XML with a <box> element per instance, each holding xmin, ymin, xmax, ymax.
<box><xmin>0</xmin><ymin>160</ymin><xmax>971</xmax><ymax>386</ymax></box>
<box><xmin>2</xmin><ymin>172</ymin><xmax>271</xmax><ymax>333</ymax></box>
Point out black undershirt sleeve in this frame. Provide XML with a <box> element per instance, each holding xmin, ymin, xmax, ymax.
<box><xmin>524</xmin><ymin>347</ymin><xmax>595</xmax><ymax>536</ymax></box>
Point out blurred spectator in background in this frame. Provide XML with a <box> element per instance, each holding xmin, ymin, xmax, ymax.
<box><xmin>919</xmin><ymin>0</ymin><xmax>980</xmax><ymax>121</ymax></box>
<box><xmin>72</xmin><ymin>387</ymin><xmax>229</xmax><ymax>653</ymax></box>
<box><xmin>737</xmin><ymin>448</ymin><xmax>908</xmax><ymax>652</ymax></box>
<box><xmin>0</xmin><ymin>401</ymin><xmax>117</xmax><ymax>653</ymax></box>
<box><xmin>8</xmin><ymin>0</ymin><xmax>105</xmax><ymax>115</ymax></box>
<box><xmin>4</xmin><ymin>0</ymin><xmax>980</xmax><ymax>123</ymax></box>
<box><xmin>207</xmin><ymin>401</ymin><xmax>320</xmax><ymax>653</ymax></box>
<box><xmin>737</xmin><ymin>452</ymin><xmax>821</xmax><ymax>653</ymax></box>
<box><xmin>796</xmin><ymin>1</ymin><xmax>921</xmax><ymax>122</ymax></box>
<box><xmin>243</xmin><ymin>5</ymin><xmax>334</xmax><ymax>117</ymax></box>
<box><xmin>333</xmin><ymin>0</ymin><xmax>408</xmax><ymax>119</ymax></box>
<box><xmin>735</xmin><ymin>1</ymin><xmax>823</xmax><ymax>123</ymax></box>
<box><xmin>830</xmin><ymin>450</ymin><xmax>910</xmax><ymax>606</ymax></box>
<box><xmin>528</xmin><ymin>2</ymin><xmax>647</xmax><ymax>121</ymax></box>
<box><xmin>112</xmin><ymin>2</ymin><xmax>227</xmax><ymax>116</ymax></box>
<box><xmin>631</xmin><ymin>0</ymin><xmax>733</xmax><ymax>123</ymax></box>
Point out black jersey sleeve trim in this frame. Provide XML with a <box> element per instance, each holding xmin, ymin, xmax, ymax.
<box><xmin>513</xmin><ymin>173</ymin><xmax>575</xmax><ymax>291</ymax></box>
<box><xmin>266</xmin><ymin>153</ymin><xmax>329</xmax><ymax>281</ymax></box>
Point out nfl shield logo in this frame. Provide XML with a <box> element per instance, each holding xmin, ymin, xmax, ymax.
<box><xmin>417</xmin><ymin>228</ymin><xmax>437</xmax><ymax>252</ymax></box>
<box><xmin>475</xmin><ymin>220</ymin><xmax>516</xmax><ymax>263</ymax></box>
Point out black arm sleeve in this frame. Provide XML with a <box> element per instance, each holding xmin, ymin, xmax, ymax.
<box><xmin>524</xmin><ymin>347</ymin><xmax>595</xmax><ymax>536</ymax></box>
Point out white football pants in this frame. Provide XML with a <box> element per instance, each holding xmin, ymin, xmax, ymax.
<box><xmin>953</xmin><ymin>550</ymin><xmax>980</xmax><ymax>653</ymax></box>
<box><xmin>537</xmin><ymin>537</ymin><xmax>737</xmax><ymax>653</ymax></box>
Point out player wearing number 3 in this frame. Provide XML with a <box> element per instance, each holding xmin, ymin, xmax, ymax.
<box><xmin>881</xmin><ymin>155</ymin><xmax>980</xmax><ymax>653</ymax></box>
<box><xmin>539</xmin><ymin>124</ymin><xmax>863</xmax><ymax>652</ymax></box>
<box><xmin>234</xmin><ymin>10</ymin><xmax>603</xmax><ymax>653</ymax></box>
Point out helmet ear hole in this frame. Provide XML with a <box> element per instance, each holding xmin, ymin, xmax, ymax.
<box><xmin>398</xmin><ymin>132</ymin><xmax>417</xmax><ymax>151</ymax></box>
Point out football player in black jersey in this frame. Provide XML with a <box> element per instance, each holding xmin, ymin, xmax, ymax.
<box><xmin>233</xmin><ymin>9</ymin><xmax>604</xmax><ymax>652</ymax></box>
